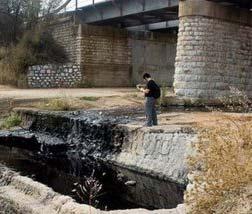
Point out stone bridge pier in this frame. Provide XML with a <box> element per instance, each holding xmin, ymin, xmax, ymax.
<box><xmin>174</xmin><ymin>0</ymin><xmax>252</xmax><ymax>104</ymax></box>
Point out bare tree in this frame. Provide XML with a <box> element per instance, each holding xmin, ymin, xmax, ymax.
<box><xmin>41</xmin><ymin>0</ymin><xmax>65</xmax><ymax>15</ymax></box>
<box><xmin>0</xmin><ymin>0</ymin><xmax>65</xmax><ymax>44</ymax></box>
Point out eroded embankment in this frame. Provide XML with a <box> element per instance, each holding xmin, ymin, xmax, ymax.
<box><xmin>0</xmin><ymin>108</ymin><xmax>196</xmax><ymax>212</ymax></box>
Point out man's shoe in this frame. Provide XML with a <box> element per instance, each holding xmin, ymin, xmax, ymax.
<box><xmin>143</xmin><ymin>124</ymin><xmax>152</xmax><ymax>127</ymax></box>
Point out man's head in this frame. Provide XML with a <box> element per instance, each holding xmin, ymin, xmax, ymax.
<box><xmin>143</xmin><ymin>73</ymin><xmax>151</xmax><ymax>82</ymax></box>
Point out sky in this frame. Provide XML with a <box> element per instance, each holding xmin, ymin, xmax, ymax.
<box><xmin>65</xmin><ymin>0</ymin><xmax>107</xmax><ymax>11</ymax></box>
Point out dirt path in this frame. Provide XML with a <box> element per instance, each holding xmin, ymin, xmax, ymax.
<box><xmin>0</xmin><ymin>85</ymin><xmax>148</xmax><ymax>116</ymax></box>
<box><xmin>0</xmin><ymin>86</ymin><xmax>137</xmax><ymax>100</ymax></box>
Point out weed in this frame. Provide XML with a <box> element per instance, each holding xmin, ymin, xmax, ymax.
<box><xmin>187</xmin><ymin>87</ymin><xmax>252</xmax><ymax>213</ymax></box>
<box><xmin>186</xmin><ymin>118</ymin><xmax>252</xmax><ymax>214</ymax></box>
<box><xmin>1</xmin><ymin>112</ymin><xmax>22</xmax><ymax>129</ymax></box>
<box><xmin>218</xmin><ymin>87</ymin><xmax>252</xmax><ymax>113</ymax></box>
<box><xmin>72</xmin><ymin>170</ymin><xmax>103</xmax><ymax>213</ymax></box>
<box><xmin>0</xmin><ymin>27</ymin><xmax>67</xmax><ymax>87</ymax></box>
<box><xmin>80</xmin><ymin>97</ymin><xmax>100</xmax><ymax>102</ymax></box>
<box><xmin>38</xmin><ymin>98</ymin><xmax>74</xmax><ymax>111</ymax></box>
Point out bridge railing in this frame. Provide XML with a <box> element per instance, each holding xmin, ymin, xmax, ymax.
<box><xmin>66</xmin><ymin>0</ymin><xmax>111</xmax><ymax>11</ymax></box>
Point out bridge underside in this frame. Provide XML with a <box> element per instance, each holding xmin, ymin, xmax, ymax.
<box><xmin>210</xmin><ymin>0</ymin><xmax>251</xmax><ymax>8</ymax></box>
<box><xmin>83</xmin><ymin>7</ymin><xmax>178</xmax><ymax>28</ymax></box>
<box><xmin>75</xmin><ymin>0</ymin><xmax>251</xmax><ymax>31</ymax></box>
<box><xmin>77</xmin><ymin>0</ymin><xmax>179</xmax><ymax>29</ymax></box>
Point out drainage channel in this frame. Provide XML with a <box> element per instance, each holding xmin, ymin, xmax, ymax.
<box><xmin>0</xmin><ymin>140</ymin><xmax>184</xmax><ymax>211</ymax></box>
<box><xmin>0</xmin><ymin>109</ymin><xmax>187</xmax><ymax>211</ymax></box>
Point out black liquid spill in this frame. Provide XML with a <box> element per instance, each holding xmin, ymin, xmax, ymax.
<box><xmin>0</xmin><ymin>109</ymin><xmax>185</xmax><ymax>210</ymax></box>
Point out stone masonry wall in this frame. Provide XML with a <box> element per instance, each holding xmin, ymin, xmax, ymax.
<box><xmin>80</xmin><ymin>25</ymin><xmax>132</xmax><ymax>87</ymax></box>
<box><xmin>50</xmin><ymin>17</ymin><xmax>79</xmax><ymax>63</ymax></box>
<box><xmin>130</xmin><ymin>32</ymin><xmax>177</xmax><ymax>87</ymax></box>
<box><xmin>27</xmin><ymin>17</ymin><xmax>83</xmax><ymax>88</ymax></box>
<box><xmin>27</xmin><ymin>64</ymin><xmax>81</xmax><ymax>88</ymax></box>
<box><xmin>79</xmin><ymin>25</ymin><xmax>177</xmax><ymax>87</ymax></box>
<box><xmin>174</xmin><ymin>7</ymin><xmax>252</xmax><ymax>101</ymax></box>
<box><xmin>28</xmin><ymin>16</ymin><xmax>177</xmax><ymax>88</ymax></box>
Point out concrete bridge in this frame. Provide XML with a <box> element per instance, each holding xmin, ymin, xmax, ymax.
<box><xmin>29</xmin><ymin>0</ymin><xmax>252</xmax><ymax>105</ymax></box>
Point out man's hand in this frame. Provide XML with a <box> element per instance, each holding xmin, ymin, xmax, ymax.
<box><xmin>136</xmin><ymin>84</ymin><xmax>143</xmax><ymax>91</ymax></box>
<box><xmin>136</xmin><ymin>84</ymin><xmax>149</xmax><ymax>93</ymax></box>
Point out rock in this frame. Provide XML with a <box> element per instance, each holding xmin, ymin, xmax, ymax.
<box><xmin>125</xmin><ymin>180</ymin><xmax>137</xmax><ymax>186</ymax></box>
<box><xmin>117</xmin><ymin>173</ymin><xmax>125</xmax><ymax>181</ymax></box>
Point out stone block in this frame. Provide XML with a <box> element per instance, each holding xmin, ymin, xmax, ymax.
<box><xmin>174</xmin><ymin>15</ymin><xmax>252</xmax><ymax>101</ymax></box>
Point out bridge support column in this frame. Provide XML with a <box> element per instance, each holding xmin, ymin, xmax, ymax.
<box><xmin>174</xmin><ymin>0</ymin><xmax>252</xmax><ymax>104</ymax></box>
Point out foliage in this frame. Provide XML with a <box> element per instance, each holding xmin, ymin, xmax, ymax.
<box><xmin>0</xmin><ymin>0</ymin><xmax>63</xmax><ymax>44</ymax></box>
<box><xmin>39</xmin><ymin>98</ymin><xmax>74</xmax><ymax>111</ymax></box>
<box><xmin>41</xmin><ymin>0</ymin><xmax>64</xmax><ymax>16</ymax></box>
<box><xmin>72</xmin><ymin>170</ymin><xmax>103</xmax><ymax>212</ymax></box>
<box><xmin>80</xmin><ymin>97</ymin><xmax>100</xmax><ymax>102</ymax></box>
<box><xmin>0</xmin><ymin>27</ymin><xmax>67</xmax><ymax>86</ymax></box>
<box><xmin>219</xmin><ymin>87</ymin><xmax>252</xmax><ymax>113</ymax></box>
<box><xmin>1</xmin><ymin>112</ymin><xmax>22</xmax><ymax>129</ymax></box>
<box><xmin>186</xmin><ymin>118</ymin><xmax>252</xmax><ymax>214</ymax></box>
<box><xmin>0</xmin><ymin>0</ymin><xmax>66</xmax><ymax>87</ymax></box>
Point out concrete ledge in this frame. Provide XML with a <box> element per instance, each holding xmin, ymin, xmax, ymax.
<box><xmin>0</xmin><ymin>165</ymin><xmax>185</xmax><ymax>214</ymax></box>
<box><xmin>163</xmin><ymin>96</ymin><xmax>224</xmax><ymax>107</ymax></box>
<box><xmin>179</xmin><ymin>0</ymin><xmax>252</xmax><ymax>26</ymax></box>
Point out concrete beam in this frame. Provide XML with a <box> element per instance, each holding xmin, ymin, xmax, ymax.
<box><xmin>127</xmin><ymin>20</ymin><xmax>179</xmax><ymax>31</ymax></box>
<box><xmin>78</xmin><ymin>0</ymin><xmax>179</xmax><ymax>25</ymax></box>
<box><xmin>209</xmin><ymin>0</ymin><xmax>252</xmax><ymax>9</ymax></box>
<box><xmin>179</xmin><ymin>0</ymin><xmax>252</xmax><ymax>26</ymax></box>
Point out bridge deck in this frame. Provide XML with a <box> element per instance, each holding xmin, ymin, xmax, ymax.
<box><xmin>77</xmin><ymin>0</ymin><xmax>179</xmax><ymax>28</ymax></box>
<box><xmin>75</xmin><ymin>0</ymin><xmax>251</xmax><ymax>30</ymax></box>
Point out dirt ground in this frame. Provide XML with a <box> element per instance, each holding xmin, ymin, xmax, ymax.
<box><xmin>156</xmin><ymin>111</ymin><xmax>252</xmax><ymax>128</ymax></box>
<box><xmin>1</xmin><ymin>85</ymin><xmax>252</xmax><ymax>128</ymax></box>
<box><xmin>0</xmin><ymin>85</ymin><xmax>146</xmax><ymax>118</ymax></box>
<box><xmin>0</xmin><ymin>85</ymin><xmax>138</xmax><ymax>100</ymax></box>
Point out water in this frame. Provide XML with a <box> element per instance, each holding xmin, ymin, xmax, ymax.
<box><xmin>0</xmin><ymin>145</ymin><xmax>140</xmax><ymax>210</ymax></box>
<box><xmin>0</xmin><ymin>109</ymin><xmax>185</xmax><ymax>210</ymax></box>
<box><xmin>0</xmin><ymin>143</ymin><xmax>184</xmax><ymax>210</ymax></box>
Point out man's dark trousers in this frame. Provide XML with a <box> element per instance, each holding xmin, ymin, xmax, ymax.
<box><xmin>145</xmin><ymin>97</ymin><xmax>158</xmax><ymax>127</ymax></box>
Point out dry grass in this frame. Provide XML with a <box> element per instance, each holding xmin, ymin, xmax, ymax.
<box><xmin>0</xmin><ymin>27</ymin><xmax>67</xmax><ymax>87</ymax></box>
<box><xmin>0</xmin><ymin>63</ymin><xmax>15</xmax><ymax>84</ymax></box>
<box><xmin>80</xmin><ymin>97</ymin><xmax>100</xmax><ymax>102</ymax></box>
<box><xmin>0</xmin><ymin>112</ymin><xmax>22</xmax><ymax>130</ymax></box>
<box><xmin>186</xmin><ymin>117</ymin><xmax>252</xmax><ymax>214</ymax></box>
<box><xmin>35</xmin><ymin>97</ymin><xmax>97</xmax><ymax>111</ymax></box>
<box><xmin>36</xmin><ymin>98</ymin><xmax>77</xmax><ymax>111</ymax></box>
<box><xmin>219</xmin><ymin>87</ymin><xmax>252</xmax><ymax>113</ymax></box>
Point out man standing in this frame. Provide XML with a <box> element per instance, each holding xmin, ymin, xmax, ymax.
<box><xmin>137</xmin><ymin>73</ymin><xmax>160</xmax><ymax>127</ymax></box>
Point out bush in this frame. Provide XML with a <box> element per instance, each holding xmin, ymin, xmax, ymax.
<box><xmin>18</xmin><ymin>28</ymin><xmax>67</xmax><ymax>65</ymax></box>
<box><xmin>1</xmin><ymin>113</ymin><xmax>22</xmax><ymax>129</ymax></box>
<box><xmin>0</xmin><ymin>26</ymin><xmax>67</xmax><ymax>87</ymax></box>
<box><xmin>219</xmin><ymin>87</ymin><xmax>252</xmax><ymax>113</ymax></box>
<box><xmin>38</xmin><ymin>98</ymin><xmax>74</xmax><ymax>111</ymax></box>
<box><xmin>80</xmin><ymin>97</ymin><xmax>100</xmax><ymax>102</ymax></box>
<box><xmin>186</xmin><ymin>118</ymin><xmax>252</xmax><ymax>214</ymax></box>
